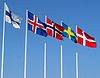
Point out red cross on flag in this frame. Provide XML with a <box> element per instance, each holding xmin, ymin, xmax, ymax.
<box><xmin>76</xmin><ymin>26</ymin><xmax>97</xmax><ymax>48</ymax></box>
<box><xmin>45</xmin><ymin>17</ymin><xmax>64</xmax><ymax>40</ymax></box>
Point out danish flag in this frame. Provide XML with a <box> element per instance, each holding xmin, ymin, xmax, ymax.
<box><xmin>76</xmin><ymin>26</ymin><xmax>97</xmax><ymax>48</ymax></box>
<box><xmin>45</xmin><ymin>17</ymin><xmax>64</xmax><ymax>40</ymax></box>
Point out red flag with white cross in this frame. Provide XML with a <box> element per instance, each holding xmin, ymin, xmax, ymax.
<box><xmin>76</xmin><ymin>26</ymin><xmax>97</xmax><ymax>48</ymax></box>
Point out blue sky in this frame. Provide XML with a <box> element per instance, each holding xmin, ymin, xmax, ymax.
<box><xmin>0</xmin><ymin>0</ymin><xmax>100</xmax><ymax>78</ymax></box>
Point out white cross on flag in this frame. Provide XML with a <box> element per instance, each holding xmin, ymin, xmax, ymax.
<box><xmin>76</xmin><ymin>26</ymin><xmax>97</xmax><ymax>48</ymax></box>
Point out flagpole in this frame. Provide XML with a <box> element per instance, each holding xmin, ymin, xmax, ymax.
<box><xmin>61</xmin><ymin>21</ymin><xmax>63</xmax><ymax>78</ymax></box>
<box><xmin>1</xmin><ymin>2</ymin><xmax>6</xmax><ymax>78</ymax></box>
<box><xmin>44</xmin><ymin>41</ymin><xmax>46</xmax><ymax>78</ymax></box>
<box><xmin>61</xmin><ymin>22</ymin><xmax>63</xmax><ymax>78</ymax></box>
<box><xmin>61</xmin><ymin>41</ymin><xmax>63</xmax><ymax>78</ymax></box>
<box><xmin>76</xmin><ymin>25</ymin><xmax>78</xmax><ymax>78</ymax></box>
<box><xmin>76</xmin><ymin>44</ymin><xmax>78</xmax><ymax>78</ymax></box>
<box><xmin>44</xmin><ymin>16</ymin><xmax>47</xmax><ymax>78</ymax></box>
<box><xmin>24</xmin><ymin>9</ymin><xmax>28</xmax><ymax>78</ymax></box>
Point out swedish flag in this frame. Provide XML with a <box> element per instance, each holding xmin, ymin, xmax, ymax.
<box><xmin>62</xmin><ymin>22</ymin><xmax>77</xmax><ymax>43</ymax></box>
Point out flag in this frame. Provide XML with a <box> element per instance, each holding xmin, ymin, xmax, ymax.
<box><xmin>28</xmin><ymin>11</ymin><xmax>47</xmax><ymax>37</ymax></box>
<box><xmin>45</xmin><ymin>17</ymin><xmax>64</xmax><ymax>40</ymax></box>
<box><xmin>76</xmin><ymin>26</ymin><xmax>97</xmax><ymax>48</ymax></box>
<box><xmin>5</xmin><ymin>3</ymin><xmax>21</xmax><ymax>29</ymax></box>
<box><xmin>54</xmin><ymin>23</ymin><xmax>64</xmax><ymax>40</ymax></box>
<box><xmin>62</xmin><ymin>22</ymin><xmax>77</xmax><ymax>43</ymax></box>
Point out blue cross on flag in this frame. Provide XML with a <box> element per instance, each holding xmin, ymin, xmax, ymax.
<box><xmin>5</xmin><ymin>3</ymin><xmax>21</xmax><ymax>29</ymax></box>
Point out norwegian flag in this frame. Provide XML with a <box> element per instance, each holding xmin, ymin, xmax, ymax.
<box><xmin>28</xmin><ymin>11</ymin><xmax>47</xmax><ymax>37</ymax></box>
<box><xmin>45</xmin><ymin>17</ymin><xmax>64</xmax><ymax>40</ymax></box>
<box><xmin>76</xmin><ymin>26</ymin><xmax>97</xmax><ymax>48</ymax></box>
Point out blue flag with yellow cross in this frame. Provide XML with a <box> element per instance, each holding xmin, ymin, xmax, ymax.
<box><xmin>62</xmin><ymin>22</ymin><xmax>77</xmax><ymax>43</ymax></box>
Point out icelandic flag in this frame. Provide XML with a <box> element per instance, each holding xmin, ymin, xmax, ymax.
<box><xmin>28</xmin><ymin>11</ymin><xmax>47</xmax><ymax>37</ymax></box>
<box><xmin>5</xmin><ymin>3</ymin><xmax>21</xmax><ymax>29</ymax></box>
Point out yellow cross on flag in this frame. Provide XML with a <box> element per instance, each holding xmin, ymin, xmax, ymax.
<box><xmin>62</xmin><ymin>22</ymin><xmax>77</xmax><ymax>43</ymax></box>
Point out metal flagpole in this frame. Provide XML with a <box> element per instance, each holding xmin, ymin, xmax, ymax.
<box><xmin>1</xmin><ymin>2</ymin><xmax>6</xmax><ymax>78</ymax></box>
<box><xmin>61</xmin><ymin>21</ymin><xmax>63</xmax><ymax>78</ymax></box>
<box><xmin>61</xmin><ymin>41</ymin><xmax>63</xmax><ymax>78</ymax></box>
<box><xmin>76</xmin><ymin>45</ymin><xmax>78</xmax><ymax>78</ymax></box>
<box><xmin>24</xmin><ymin>9</ymin><xmax>28</xmax><ymax>78</ymax></box>
<box><xmin>44</xmin><ymin>16</ymin><xmax>47</xmax><ymax>78</ymax></box>
<box><xmin>44</xmin><ymin>41</ymin><xmax>46</xmax><ymax>78</ymax></box>
<box><xmin>76</xmin><ymin>25</ymin><xmax>78</xmax><ymax>78</ymax></box>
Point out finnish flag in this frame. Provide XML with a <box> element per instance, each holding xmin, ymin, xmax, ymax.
<box><xmin>5</xmin><ymin>3</ymin><xmax>21</xmax><ymax>29</ymax></box>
